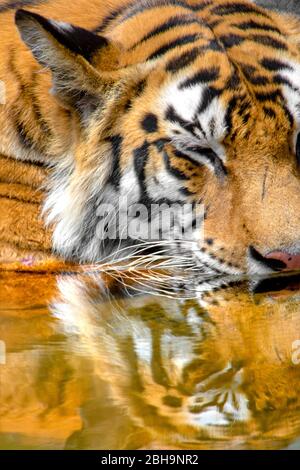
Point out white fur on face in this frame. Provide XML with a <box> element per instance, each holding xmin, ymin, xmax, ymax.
<box><xmin>162</xmin><ymin>80</ymin><xmax>203</xmax><ymax>123</ymax></box>
<box><xmin>277</xmin><ymin>58</ymin><xmax>300</xmax><ymax>150</ymax></box>
<box><xmin>158</xmin><ymin>77</ymin><xmax>227</xmax><ymax>170</ymax></box>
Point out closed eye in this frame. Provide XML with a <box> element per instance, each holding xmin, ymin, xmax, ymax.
<box><xmin>180</xmin><ymin>144</ymin><xmax>228</xmax><ymax>178</ymax></box>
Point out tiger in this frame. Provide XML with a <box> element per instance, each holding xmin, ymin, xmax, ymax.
<box><xmin>2</xmin><ymin>268</ymin><xmax>300</xmax><ymax>449</ymax></box>
<box><xmin>1</xmin><ymin>0</ymin><xmax>300</xmax><ymax>277</ymax></box>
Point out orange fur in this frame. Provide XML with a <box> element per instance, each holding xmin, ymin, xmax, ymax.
<box><xmin>0</xmin><ymin>0</ymin><xmax>300</xmax><ymax>271</ymax></box>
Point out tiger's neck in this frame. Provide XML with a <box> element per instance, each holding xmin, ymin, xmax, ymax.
<box><xmin>0</xmin><ymin>41</ymin><xmax>75</xmax><ymax>263</ymax></box>
<box><xmin>0</xmin><ymin>44</ymin><xmax>74</xmax><ymax>165</ymax></box>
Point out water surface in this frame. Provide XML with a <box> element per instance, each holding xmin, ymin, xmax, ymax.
<box><xmin>1</xmin><ymin>271</ymin><xmax>300</xmax><ymax>450</ymax></box>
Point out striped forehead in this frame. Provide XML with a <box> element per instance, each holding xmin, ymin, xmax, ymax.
<box><xmin>159</xmin><ymin>75</ymin><xmax>228</xmax><ymax>149</ymax></box>
<box><xmin>107</xmin><ymin>0</ymin><xmax>300</xmax><ymax>138</ymax></box>
<box><xmin>159</xmin><ymin>50</ymin><xmax>300</xmax><ymax>144</ymax></box>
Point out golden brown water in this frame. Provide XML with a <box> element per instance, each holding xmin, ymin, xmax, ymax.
<box><xmin>1</xmin><ymin>271</ymin><xmax>300</xmax><ymax>450</ymax></box>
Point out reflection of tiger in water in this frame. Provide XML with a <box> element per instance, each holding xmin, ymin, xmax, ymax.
<box><xmin>49</xmin><ymin>273</ymin><xmax>300</xmax><ymax>450</ymax></box>
<box><xmin>1</xmin><ymin>0</ymin><xmax>300</xmax><ymax>275</ymax></box>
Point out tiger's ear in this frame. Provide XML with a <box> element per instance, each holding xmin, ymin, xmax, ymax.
<box><xmin>15</xmin><ymin>9</ymin><xmax>121</xmax><ymax>113</ymax></box>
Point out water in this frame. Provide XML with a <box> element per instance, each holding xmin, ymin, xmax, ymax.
<box><xmin>1</xmin><ymin>270</ymin><xmax>300</xmax><ymax>450</ymax></box>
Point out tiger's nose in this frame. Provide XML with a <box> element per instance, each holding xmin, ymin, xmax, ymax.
<box><xmin>265</xmin><ymin>251</ymin><xmax>300</xmax><ymax>270</ymax></box>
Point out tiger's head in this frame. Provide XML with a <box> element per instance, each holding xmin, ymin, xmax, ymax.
<box><xmin>15</xmin><ymin>0</ymin><xmax>300</xmax><ymax>275</ymax></box>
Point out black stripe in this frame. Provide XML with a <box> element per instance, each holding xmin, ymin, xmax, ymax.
<box><xmin>8</xmin><ymin>48</ymin><xmax>52</xmax><ymax>148</ymax></box>
<box><xmin>134</xmin><ymin>140</ymin><xmax>151</xmax><ymax>206</ymax></box>
<box><xmin>94</xmin><ymin>1</ymin><xmax>133</xmax><ymax>33</ymax></box>
<box><xmin>225</xmin><ymin>94</ymin><xmax>251</xmax><ymax>138</ymax></box>
<box><xmin>211</xmin><ymin>2</ymin><xmax>270</xmax><ymax>18</ymax></box>
<box><xmin>261</xmin><ymin>58</ymin><xmax>293</xmax><ymax>71</ymax></box>
<box><xmin>185</xmin><ymin>145</ymin><xmax>227</xmax><ymax>177</ymax></box>
<box><xmin>226</xmin><ymin>70</ymin><xmax>241</xmax><ymax>89</ymax></box>
<box><xmin>162</xmin><ymin>150</ymin><xmax>189</xmax><ymax>180</ymax></box>
<box><xmin>118</xmin><ymin>0</ymin><xmax>186</xmax><ymax>23</ymax></box>
<box><xmin>263</xmin><ymin>106</ymin><xmax>276</xmax><ymax>118</ymax></box>
<box><xmin>197</xmin><ymin>86</ymin><xmax>222</xmax><ymax>114</ymax></box>
<box><xmin>233</xmin><ymin>20</ymin><xmax>281</xmax><ymax>34</ymax></box>
<box><xmin>207</xmin><ymin>19</ymin><xmax>222</xmax><ymax>28</ymax></box>
<box><xmin>136</xmin><ymin>79</ymin><xmax>147</xmax><ymax>95</ymax></box>
<box><xmin>203</xmin><ymin>38</ymin><xmax>224</xmax><ymax>52</ymax></box>
<box><xmin>107</xmin><ymin>135</ymin><xmax>123</xmax><ymax>189</ymax></box>
<box><xmin>130</xmin><ymin>14</ymin><xmax>203</xmax><ymax>49</ymax></box>
<box><xmin>166</xmin><ymin>46</ymin><xmax>200</xmax><ymax>73</ymax></box>
<box><xmin>0</xmin><ymin>0</ymin><xmax>45</xmax><ymax>13</ymax></box>
<box><xmin>179</xmin><ymin>66</ymin><xmax>220</xmax><ymax>89</ymax></box>
<box><xmin>2</xmin><ymin>240</ymin><xmax>52</xmax><ymax>254</ymax></box>
<box><xmin>174</xmin><ymin>149</ymin><xmax>204</xmax><ymax>167</ymax></box>
<box><xmin>124</xmin><ymin>79</ymin><xmax>147</xmax><ymax>112</ymax></box>
<box><xmin>256</xmin><ymin>89</ymin><xmax>293</xmax><ymax>126</ymax></box>
<box><xmin>148</xmin><ymin>33</ymin><xmax>200</xmax><ymax>60</ymax></box>
<box><xmin>255</xmin><ymin>90</ymin><xmax>282</xmax><ymax>102</ymax></box>
<box><xmin>179</xmin><ymin>186</ymin><xmax>195</xmax><ymax>196</ymax></box>
<box><xmin>250</xmin><ymin>34</ymin><xmax>287</xmax><ymax>50</ymax></box>
<box><xmin>95</xmin><ymin>0</ymin><xmax>211</xmax><ymax>34</ymax></box>
<box><xmin>242</xmin><ymin>112</ymin><xmax>251</xmax><ymax>124</ymax></box>
<box><xmin>166</xmin><ymin>37</ymin><xmax>224</xmax><ymax>73</ymax></box>
<box><xmin>219</xmin><ymin>33</ymin><xmax>245</xmax><ymax>48</ymax></box>
<box><xmin>0</xmin><ymin>194</ymin><xmax>40</xmax><ymax>205</ymax></box>
<box><xmin>166</xmin><ymin>39</ymin><xmax>224</xmax><ymax>73</ymax></box>
<box><xmin>237</xmin><ymin>100</ymin><xmax>251</xmax><ymax>117</ymax></box>
<box><xmin>238</xmin><ymin>63</ymin><xmax>255</xmax><ymax>75</ymax></box>
<box><xmin>118</xmin><ymin>0</ymin><xmax>213</xmax><ymax>24</ymax></box>
<box><xmin>192</xmin><ymin>0</ymin><xmax>213</xmax><ymax>12</ymax></box>
<box><xmin>273</xmin><ymin>76</ymin><xmax>300</xmax><ymax>110</ymax></box>
<box><xmin>282</xmin><ymin>105</ymin><xmax>294</xmax><ymax>128</ymax></box>
<box><xmin>255</xmin><ymin>90</ymin><xmax>294</xmax><ymax>127</ymax></box>
<box><xmin>23</xmin><ymin>69</ymin><xmax>54</xmax><ymax>140</ymax></box>
<box><xmin>225</xmin><ymin>96</ymin><xmax>238</xmax><ymax>132</ymax></box>
<box><xmin>273</xmin><ymin>74</ymin><xmax>299</xmax><ymax>93</ymax></box>
<box><xmin>16</xmin><ymin>121</ymin><xmax>38</xmax><ymax>150</ymax></box>
<box><xmin>13</xmin><ymin>95</ymin><xmax>52</xmax><ymax>153</ymax></box>
<box><xmin>165</xmin><ymin>106</ymin><xmax>197</xmax><ymax>136</ymax></box>
<box><xmin>0</xmin><ymin>153</ymin><xmax>46</xmax><ymax>168</ymax></box>
<box><xmin>30</xmin><ymin>81</ymin><xmax>53</xmax><ymax>137</ymax></box>
<box><xmin>152</xmin><ymin>196</ymin><xmax>184</xmax><ymax>206</ymax></box>
<box><xmin>240</xmin><ymin>64</ymin><xmax>269</xmax><ymax>86</ymax></box>
<box><xmin>76</xmin><ymin>191</ymin><xmax>106</xmax><ymax>255</ymax></box>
